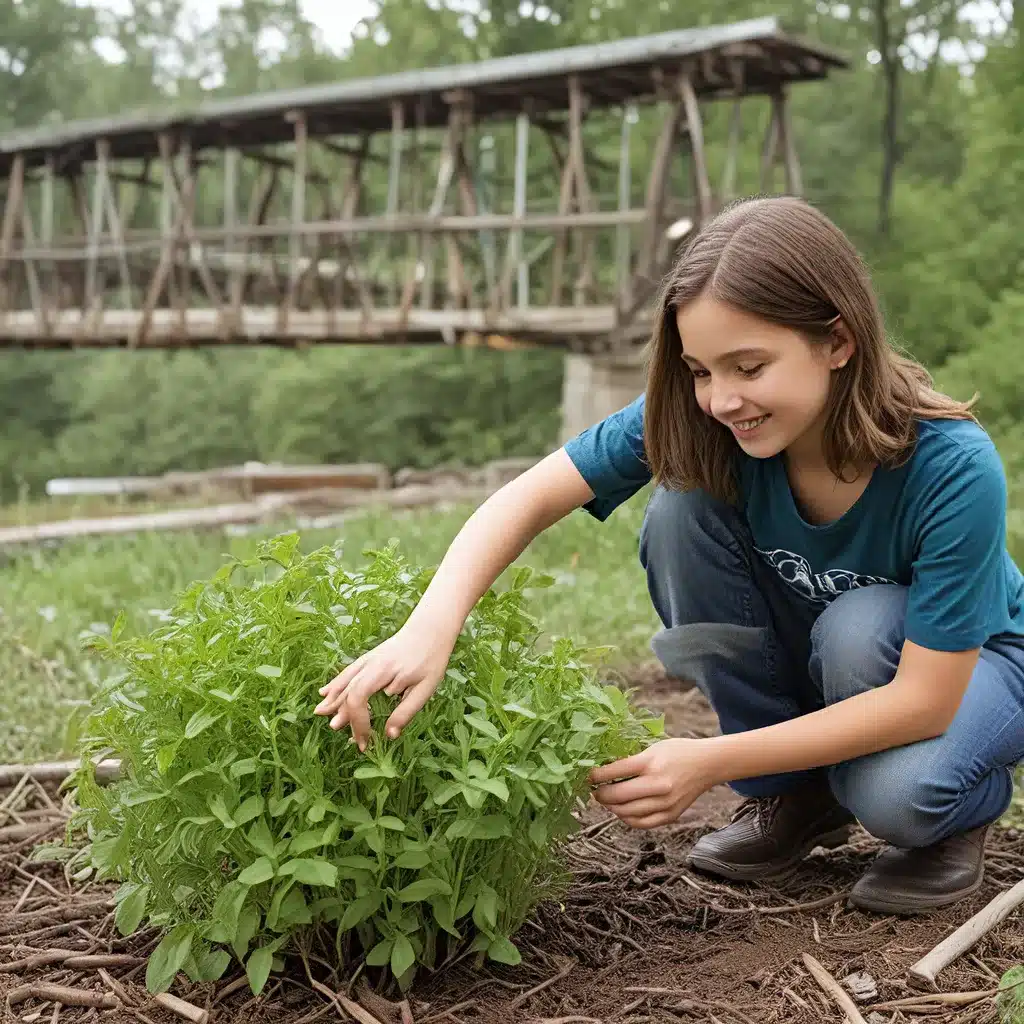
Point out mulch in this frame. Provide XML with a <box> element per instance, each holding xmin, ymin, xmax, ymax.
<box><xmin>2</xmin><ymin>665</ymin><xmax>1022</xmax><ymax>1024</ymax></box>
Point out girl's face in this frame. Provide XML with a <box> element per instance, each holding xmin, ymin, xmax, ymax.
<box><xmin>676</xmin><ymin>295</ymin><xmax>853</xmax><ymax>463</ymax></box>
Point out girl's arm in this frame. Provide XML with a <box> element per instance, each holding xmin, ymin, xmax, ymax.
<box><xmin>401</xmin><ymin>447</ymin><xmax>598</xmax><ymax>648</ymax></box>
<box><xmin>706</xmin><ymin>640</ymin><xmax>978</xmax><ymax>782</ymax></box>
<box><xmin>590</xmin><ymin>642</ymin><xmax>978</xmax><ymax>828</ymax></box>
<box><xmin>316</xmin><ymin>447</ymin><xmax>596</xmax><ymax>748</ymax></box>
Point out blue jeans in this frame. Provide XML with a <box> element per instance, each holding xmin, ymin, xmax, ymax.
<box><xmin>640</xmin><ymin>486</ymin><xmax>1024</xmax><ymax>848</ymax></box>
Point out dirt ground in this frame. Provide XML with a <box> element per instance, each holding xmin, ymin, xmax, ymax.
<box><xmin>2</xmin><ymin>664</ymin><xmax>1023</xmax><ymax>1024</ymax></box>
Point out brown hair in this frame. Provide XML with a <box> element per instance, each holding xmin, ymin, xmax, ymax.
<box><xmin>643</xmin><ymin>195</ymin><xmax>977</xmax><ymax>503</ymax></box>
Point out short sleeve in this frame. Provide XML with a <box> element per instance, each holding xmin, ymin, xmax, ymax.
<box><xmin>905</xmin><ymin>446</ymin><xmax>1009</xmax><ymax>651</ymax></box>
<box><xmin>562</xmin><ymin>393</ymin><xmax>651</xmax><ymax>521</ymax></box>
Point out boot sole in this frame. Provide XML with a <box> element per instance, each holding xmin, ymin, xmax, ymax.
<box><xmin>848</xmin><ymin>868</ymin><xmax>985</xmax><ymax>916</ymax></box>
<box><xmin>687</xmin><ymin>824</ymin><xmax>854</xmax><ymax>882</ymax></box>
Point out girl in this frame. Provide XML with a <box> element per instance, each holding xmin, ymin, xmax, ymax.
<box><xmin>315</xmin><ymin>196</ymin><xmax>1024</xmax><ymax>915</ymax></box>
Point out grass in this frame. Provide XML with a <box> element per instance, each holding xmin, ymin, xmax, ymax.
<box><xmin>0</xmin><ymin>488</ymin><xmax>659</xmax><ymax>765</ymax></box>
<box><xmin>3</xmin><ymin>482</ymin><xmax>1024</xmax><ymax>830</ymax></box>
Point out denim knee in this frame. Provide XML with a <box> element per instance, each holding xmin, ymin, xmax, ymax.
<box><xmin>809</xmin><ymin>585</ymin><xmax>907</xmax><ymax>703</ymax></box>
<box><xmin>831</xmin><ymin>761</ymin><xmax>1015</xmax><ymax>848</ymax></box>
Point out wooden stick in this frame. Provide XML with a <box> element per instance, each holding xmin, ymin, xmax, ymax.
<box><xmin>908</xmin><ymin>876</ymin><xmax>1024</xmax><ymax>988</ymax></box>
<box><xmin>0</xmin><ymin>760</ymin><xmax>121</xmax><ymax>788</ymax></box>
<box><xmin>869</xmin><ymin>988</ymin><xmax>994</xmax><ymax>1011</ymax></box>
<box><xmin>802</xmin><ymin>953</ymin><xmax>869</xmax><ymax>1024</ymax></box>
<box><xmin>6</xmin><ymin>983</ymin><xmax>118</xmax><ymax>1009</ymax></box>
<box><xmin>97</xmin><ymin>968</ymin><xmax>135</xmax><ymax>1008</ymax></box>
<box><xmin>509</xmin><ymin>960</ymin><xmax>576</xmax><ymax>1009</ymax></box>
<box><xmin>152</xmin><ymin>992</ymin><xmax>209</xmax><ymax>1023</ymax></box>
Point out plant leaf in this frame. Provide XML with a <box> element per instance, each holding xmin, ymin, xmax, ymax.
<box><xmin>464</xmin><ymin>714</ymin><xmax>500</xmax><ymax>740</ymax></box>
<box><xmin>365</xmin><ymin>937</ymin><xmax>393</xmax><ymax>967</ymax></box>
<box><xmin>391</xmin><ymin>933</ymin><xmax>416</xmax><ymax>978</ymax></box>
<box><xmin>339</xmin><ymin>891</ymin><xmax>385</xmax><ymax>931</ymax></box>
<box><xmin>246</xmin><ymin>946</ymin><xmax>275</xmax><ymax>994</ymax></box>
<box><xmin>487</xmin><ymin>936</ymin><xmax>521</xmax><ymax>965</ymax></box>
<box><xmin>256</xmin><ymin>665</ymin><xmax>283</xmax><ymax>679</ymax></box>
<box><xmin>146</xmin><ymin>924</ymin><xmax>194</xmax><ymax>994</ymax></box>
<box><xmin>184</xmin><ymin>708</ymin><xmax>223</xmax><ymax>739</ymax></box>
<box><xmin>277</xmin><ymin>859</ymin><xmax>338</xmax><ymax>887</ymax></box>
<box><xmin>114</xmin><ymin>885</ymin><xmax>149</xmax><ymax>936</ymax></box>
<box><xmin>232</xmin><ymin>905</ymin><xmax>260</xmax><ymax>961</ymax></box>
<box><xmin>238</xmin><ymin>857</ymin><xmax>275</xmax><ymax>886</ymax></box>
<box><xmin>397</xmin><ymin>878</ymin><xmax>453</xmax><ymax>902</ymax></box>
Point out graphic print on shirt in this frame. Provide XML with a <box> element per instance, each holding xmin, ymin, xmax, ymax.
<box><xmin>754</xmin><ymin>546</ymin><xmax>896</xmax><ymax>605</ymax></box>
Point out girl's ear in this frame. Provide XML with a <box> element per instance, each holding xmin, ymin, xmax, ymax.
<box><xmin>828</xmin><ymin>317</ymin><xmax>856</xmax><ymax>370</ymax></box>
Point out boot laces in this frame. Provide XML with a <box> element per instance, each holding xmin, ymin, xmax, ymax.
<box><xmin>732</xmin><ymin>795</ymin><xmax>782</xmax><ymax>834</ymax></box>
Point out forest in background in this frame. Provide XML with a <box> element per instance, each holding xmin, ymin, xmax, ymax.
<box><xmin>0</xmin><ymin>0</ymin><xmax>1021</xmax><ymax>499</ymax></box>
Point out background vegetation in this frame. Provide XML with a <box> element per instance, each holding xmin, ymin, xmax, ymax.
<box><xmin>0</xmin><ymin>0</ymin><xmax>1020</xmax><ymax>499</ymax></box>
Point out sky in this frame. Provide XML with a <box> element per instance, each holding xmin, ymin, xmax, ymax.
<box><xmin>298</xmin><ymin>0</ymin><xmax>376</xmax><ymax>53</ymax></box>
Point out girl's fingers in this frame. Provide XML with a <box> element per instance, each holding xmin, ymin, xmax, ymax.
<box><xmin>605</xmin><ymin>796</ymin><xmax>668</xmax><ymax>820</ymax></box>
<box><xmin>621</xmin><ymin>810</ymin><xmax>675</xmax><ymax>830</ymax></box>
<box><xmin>318</xmin><ymin>657</ymin><xmax>364</xmax><ymax>697</ymax></box>
<box><xmin>384</xmin><ymin>680</ymin><xmax>437</xmax><ymax>739</ymax></box>
<box><xmin>592</xmin><ymin>775</ymin><xmax>664</xmax><ymax>806</ymax></box>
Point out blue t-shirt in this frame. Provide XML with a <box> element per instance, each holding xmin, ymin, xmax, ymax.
<box><xmin>563</xmin><ymin>393</ymin><xmax>1024</xmax><ymax>652</ymax></box>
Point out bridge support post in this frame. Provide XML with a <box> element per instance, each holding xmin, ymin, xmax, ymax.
<box><xmin>559</xmin><ymin>349</ymin><xmax>646</xmax><ymax>444</ymax></box>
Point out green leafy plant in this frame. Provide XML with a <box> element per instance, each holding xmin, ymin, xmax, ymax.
<box><xmin>999</xmin><ymin>966</ymin><xmax>1024</xmax><ymax>1023</ymax></box>
<box><xmin>60</xmin><ymin>534</ymin><xmax>662</xmax><ymax>995</ymax></box>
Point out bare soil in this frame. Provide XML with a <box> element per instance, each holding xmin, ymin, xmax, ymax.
<box><xmin>2</xmin><ymin>663</ymin><xmax>1021</xmax><ymax>1024</ymax></box>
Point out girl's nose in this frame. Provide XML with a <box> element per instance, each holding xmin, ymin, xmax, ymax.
<box><xmin>709</xmin><ymin>382</ymin><xmax>744</xmax><ymax>420</ymax></box>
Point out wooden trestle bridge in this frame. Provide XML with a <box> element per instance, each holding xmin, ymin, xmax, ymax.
<box><xmin>0</xmin><ymin>17</ymin><xmax>845</xmax><ymax>353</ymax></box>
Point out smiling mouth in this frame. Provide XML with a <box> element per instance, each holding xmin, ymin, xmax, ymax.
<box><xmin>731</xmin><ymin>414</ymin><xmax>770</xmax><ymax>433</ymax></box>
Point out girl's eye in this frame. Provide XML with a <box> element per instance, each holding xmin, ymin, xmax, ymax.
<box><xmin>690</xmin><ymin>367</ymin><xmax>710</xmax><ymax>379</ymax></box>
<box><xmin>737</xmin><ymin>363</ymin><xmax>765</xmax><ymax>378</ymax></box>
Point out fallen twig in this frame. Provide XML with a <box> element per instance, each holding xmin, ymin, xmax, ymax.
<box><xmin>311</xmin><ymin>979</ymin><xmax>384</xmax><ymax>1024</ymax></box>
<box><xmin>152</xmin><ymin>992</ymin><xmax>209</xmax><ymax>1023</ymax></box>
<box><xmin>213</xmin><ymin>975</ymin><xmax>251</xmax><ymax>1003</ymax></box>
<box><xmin>869</xmin><ymin>988</ymin><xmax>994</xmax><ymax>1010</ymax></box>
<box><xmin>97</xmin><ymin>968</ymin><xmax>136</xmax><ymax>1007</ymax></box>
<box><xmin>0</xmin><ymin>949</ymin><xmax>140</xmax><ymax>973</ymax></box>
<box><xmin>623</xmin><ymin>988</ymin><xmax>757</xmax><ymax>1024</ymax></box>
<box><xmin>6</xmin><ymin>982</ymin><xmax>118</xmax><ymax>1010</ymax></box>
<box><xmin>908</xmin><ymin>876</ymin><xmax>1024</xmax><ymax>988</ymax></box>
<box><xmin>509</xmin><ymin>959</ymin><xmax>577</xmax><ymax>1009</ymax></box>
<box><xmin>801</xmin><ymin>953</ymin><xmax>868</xmax><ymax>1024</ymax></box>
<box><xmin>0</xmin><ymin>760</ymin><xmax>121</xmax><ymax>788</ymax></box>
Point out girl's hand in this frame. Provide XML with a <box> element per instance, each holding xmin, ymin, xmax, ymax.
<box><xmin>314</xmin><ymin>624</ymin><xmax>453</xmax><ymax>751</ymax></box>
<box><xmin>588</xmin><ymin>738</ymin><xmax>721</xmax><ymax>829</ymax></box>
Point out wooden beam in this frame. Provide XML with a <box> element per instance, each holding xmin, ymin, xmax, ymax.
<box><xmin>135</xmin><ymin>132</ymin><xmax>188</xmax><ymax>346</ymax></box>
<box><xmin>420</xmin><ymin>108</ymin><xmax>458</xmax><ymax>311</ymax></box>
<box><xmin>97</xmin><ymin>139</ymin><xmax>133</xmax><ymax>310</ymax></box>
<box><xmin>759</xmin><ymin>93</ymin><xmax>781</xmax><ymax>192</ymax></box>
<box><xmin>680</xmin><ymin>74</ymin><xmax>712</xmax><ymax>225</ymax></box>
<box><xmin>776</xmin><ymin>88</ymin><xmax>803</xmax><ymax>194</ymax></box>
<box><xmin>567</xmin><ymin>75</ymin><xmax>596</xmax><ymax>307</ymax></box>
<box><xmin>281</xmin><ymin>111</ymin><xmax>308</xmax><ymax>331</ymax></box>
<box><xmin>229</xmin><ymin>165</ymin><xmax>278</xmax><ymax>327</ymax></box>
<box><xmin>510</xmin><ymin>112</ymin><xmax>530</xmax><ymax>309</ymax></box>
<box><xmin>385</xmin><ymin>101</ymin><xmax>405</xmax><ymax>308</ymax></box>
<box><xmin>635</xmin><ymin>96</ymin><xmax>683</xmax><ymax>283</ymax></box>
<box><xmin>0</xmin><ymin>153</ymin><xmax>25</xmax><ymax>314</ymax></box>
<box><xmin>398</xmin><ymin>99</ymin><xmax>427</xmax><ymax>326</ymax></box>
<box><xmin>616</xmin><ymin>105</ymin><xmax>635</xmax><ymax>311</ymax></box>
<box><xmin>721</xmin><ymin>61</ymin><xmax>745</xmax><ymax>203</ymax></box>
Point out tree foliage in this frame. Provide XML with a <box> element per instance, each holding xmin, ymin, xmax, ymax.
<box><xmin>0</xmin><ymin>0</ymin><xmax>1021</xmax><ymax>493</ymax></box>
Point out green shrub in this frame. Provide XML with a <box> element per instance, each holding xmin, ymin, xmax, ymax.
<box><xmin>60</xmin><ymin>534</ymin><xmax>662</xmax><ymax>995</ymax></box>
<box><xmin>998</xmin><ymin>965</ymin><xmax>1024</xmax><ymax>1023</ymax></box>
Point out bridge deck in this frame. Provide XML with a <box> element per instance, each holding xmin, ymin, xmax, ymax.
<box><xmin>0</xmin><ymin>18</ymin><xmax>847</xmax><ymax>352</ymax></box>
<box><xmin>0</xmin><ymin>305</ymin><xmax>629</xmax><ymax>349</ymax></box>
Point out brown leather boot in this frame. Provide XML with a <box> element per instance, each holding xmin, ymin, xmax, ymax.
<box><xmin>848</xmin><ymin>825</ymin><xmax>989</xmax><ymax>915</ymax></box>
<box><xmin>687</xmin><ymin>781</ymin><xmax>856</xmax><ymax>881</ymax></box>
